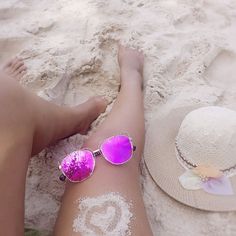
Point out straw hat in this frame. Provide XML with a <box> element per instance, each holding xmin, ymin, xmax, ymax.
<box><xmin>144</xmin><ymin>106</ymin><xmax>236</xmax><ymax>211</ymax></box>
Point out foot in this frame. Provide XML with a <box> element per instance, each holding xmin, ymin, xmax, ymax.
<box><xmin>118</xmin><ymin>45</ymin><xmax>144</xmax><ymax>90</ymax></box>
<box><xmin>1</xmin><ymin>57</ymin><xmax>27</xmax><ymax>80</ymax></box>
<box><xmin>75</xmin><ymin>96</ymin><xmax>108</xmax><ymax>135</ymax></box>
<box><xmin>118</xmin><ymin>45</ymin><xmax>144</xmax><ymax>74</ymax></box>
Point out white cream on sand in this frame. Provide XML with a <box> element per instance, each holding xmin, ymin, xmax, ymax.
<box><xmin>73</xmin><ymin>192</ymin><xmax>133</xmax><ymax>236</ymax></box>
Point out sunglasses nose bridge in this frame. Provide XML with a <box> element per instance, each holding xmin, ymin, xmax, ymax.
<box><xmin>93</xmin><ymin>149</ymin><xmax>102</xmax><ymax>157</ymax></box>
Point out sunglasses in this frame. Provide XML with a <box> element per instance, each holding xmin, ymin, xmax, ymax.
<box><xmin>58</xmin><ymin>135</ymin><xmax>136</xmax><ymax>182</ymax></box>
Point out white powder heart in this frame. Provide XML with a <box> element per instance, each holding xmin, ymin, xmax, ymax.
<box><xmin>73</xmin><ymin>192</ymin><xmax>133</xmax><ymax>236</ymax></box>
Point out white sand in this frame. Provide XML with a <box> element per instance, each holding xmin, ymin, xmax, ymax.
<box><xmin>1</xmin><ymin>0</ymin><xmax>236</xmax><ymax>235</ymax></box>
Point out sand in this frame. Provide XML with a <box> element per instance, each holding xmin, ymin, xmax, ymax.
<box><xmin>1</xmin><ymin>0</ymin><xmax>236</xmax><ymax>235</ymax></box>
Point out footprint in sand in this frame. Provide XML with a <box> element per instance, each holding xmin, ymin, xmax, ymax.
<box><xmin>0</xmin><ymin>37</ymin><xmax>28</xmax><ymax>64</ymax></box>
<box><xmin>25</xmin><ymin>20</ymin><xmax>55</xmax><ymax>35</ymax></box>
<box><xmin>205</xmin><ymin>50</ymin><xmax>236</xmax><ymax>91</ymax></box>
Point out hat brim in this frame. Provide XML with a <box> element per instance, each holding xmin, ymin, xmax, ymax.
<box><xmin>144</xmin><ymin>105</ymin><xmax>236</xmax><ymax>212</ymax></box>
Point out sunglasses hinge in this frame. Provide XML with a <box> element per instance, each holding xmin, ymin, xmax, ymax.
<box><xmin>93</xmin><ymin>149</ymin><xmax>102</xmax><ymax>157</ymax></box>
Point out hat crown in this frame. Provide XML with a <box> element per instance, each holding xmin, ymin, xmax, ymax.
<box><xmin>176</xmin><ymin>106</ymin><xmax>236</xmax><ymax>175</ymax></box>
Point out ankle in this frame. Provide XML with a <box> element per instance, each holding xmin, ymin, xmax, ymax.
<box><xmin>120</xmin><ymin>67</ymin><xmax>143</xmax><ymax>77</ymax></box>
<box><xmin>120</xmin><ymin>69</ymin><xmax>143</xmax><ymax>90</ymax></box>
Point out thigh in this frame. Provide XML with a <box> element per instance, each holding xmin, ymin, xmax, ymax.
<box><xmin>0</xmin><ymin>133</ymin><xmax>33</xmax><ymax>235</ymax></box>
<box><xmin>54</xmin><ymin>136</ymin><xmax>152</xmax><ymax>236</ymax></box>
<box><xmin>0</xmin><ymin>73</ymin><xmax>34</xmax><ymax>235</ymax></box>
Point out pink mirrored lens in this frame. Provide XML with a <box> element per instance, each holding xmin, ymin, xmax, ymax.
<box><xmin>100</xmin><ymin>135</ymin><xmax>133</xmax><ymax>165</ymax></box>
<box><xmin>60</xmin><ymin>150</ymin><xmax>95</xmax><ymax>182</ymax></box>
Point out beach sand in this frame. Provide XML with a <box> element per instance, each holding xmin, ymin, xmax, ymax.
<box><xmin>1</xmin><ymin>0</ymin><xmax>236</xmax><ymax>235</ymax></box>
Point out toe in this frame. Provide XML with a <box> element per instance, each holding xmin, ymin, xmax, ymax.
<box><xmin>2</xmin><ymin>58</ymin><xmax>14</xmax><ymax>69</ymax></box>
<box><xmin>7</xmin><ymin>57</ymin><xmax>18</xmax><ymax>72</ymax></box>
<box><xmin>13</xmin><ymin>64</ymin><xmax>27</xmax><ymax>77</ymax></box>
<box><xmin>16</xmin><ymin>70</ymin><xmax>27</xmax><ymax>80</ymax></box>
<box><xmin>17</xmin><ymin>64</ymin><xmax>27</xmax><ymax>74</ymax></box>
<box><xmin>1</xmin><ymin>57</ymin><xmax>26</xmax><ymax>81</ymax></box>
<box><xmin>12</xmin><ymin>58</ymin><xmax>24</xmax><ymax>71</ymax></box>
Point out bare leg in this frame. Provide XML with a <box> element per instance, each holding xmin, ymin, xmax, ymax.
<box><xmin>54</xmin><ymin>46</ymin><xmax>153</xmax><ymax>236</ymax></box>
<box><xmin>0</xmin><ymin>58</ymin><xmax>107</xmax><ymax>236</ymax></box>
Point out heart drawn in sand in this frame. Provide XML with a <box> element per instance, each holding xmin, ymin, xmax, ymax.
<box><xmin>85</xmin><ymin>201</ymin><xmax>122</xmax><ymax>234</ymax></box>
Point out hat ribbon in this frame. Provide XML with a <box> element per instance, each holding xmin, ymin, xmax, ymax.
<box><xmin>179</xmin><ymin>165</ymin><xmax>234</xmax><ymax>196</ymax></box>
